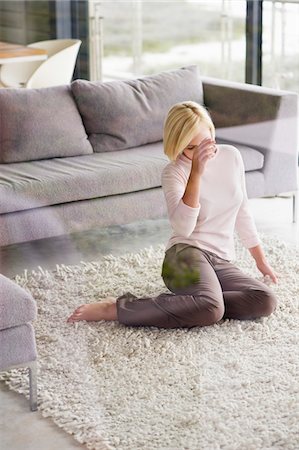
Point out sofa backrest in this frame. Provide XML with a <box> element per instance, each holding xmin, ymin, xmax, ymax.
<box><xmin>0</xmin><ymin>65</ymin><xmax>203</xmax><ymax>163</ymax></box>
<box><xmin>71</xmin><ymin>65</ymin><xmax>203</xmax><ymax>153</ymax></box>
<box><xmin>0</xmin><ymin>84</ymin><xmax>93</xmax><ymax>163</ymax></box>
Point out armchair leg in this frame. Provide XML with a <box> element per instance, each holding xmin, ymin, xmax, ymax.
<box><xmin>293</xmin><ymin>191</ymin><xmax>298</xmax><ymax>223</ymax></box>
<box><xmin>29</xmin><ymin>361</ymin><xmax>38</xmax><ymax>411</ymax></box>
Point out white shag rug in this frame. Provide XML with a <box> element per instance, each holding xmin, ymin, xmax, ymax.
<box><xmin>1</xmin><ymin>233</ymin><xmax>299</xmax><ymax>450</ymax></box>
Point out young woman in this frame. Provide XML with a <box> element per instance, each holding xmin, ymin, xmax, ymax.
<box><xmin>67</xmin><ymin>101</ymin><xmax>278</xmax><ymax>328</ymax></box>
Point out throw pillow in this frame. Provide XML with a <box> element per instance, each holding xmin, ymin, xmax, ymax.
<box><xmin>71</xmin><ymin>65</ymin><xmax>203</xmax><ymax>153</ymax></box>
<box><xmin>0</xmin><ymin>85</ymin><xmax>93</xmax><ymax>163</ymax></box>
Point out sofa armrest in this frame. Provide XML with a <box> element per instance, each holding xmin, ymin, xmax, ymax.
<box><xmin>202</xmin><ymin>76</ymin><xmax>299</xmax><ymax>195</ymax></box>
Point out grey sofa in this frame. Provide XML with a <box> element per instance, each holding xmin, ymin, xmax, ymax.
<box><xmin>0</xmin><ymin>65</ymin><xmax>298</xmax><ymax>247</ymax></box>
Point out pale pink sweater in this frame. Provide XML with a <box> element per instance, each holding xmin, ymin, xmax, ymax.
<box><xmin>161</xmin><ymin>144</ymin><xmax>261</xmax><ymax>262</ymax></box>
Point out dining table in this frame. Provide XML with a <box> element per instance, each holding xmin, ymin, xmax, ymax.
<box><xmin>0</xmin><ymin>41</ymin><xmax>47</xmax><ymax>64</ymax></box>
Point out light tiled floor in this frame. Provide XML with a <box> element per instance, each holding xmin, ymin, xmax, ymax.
<box><xmin>0</xmin><ymin>193</ymin><xmax>298</xmax><ymax>449</ymax></box>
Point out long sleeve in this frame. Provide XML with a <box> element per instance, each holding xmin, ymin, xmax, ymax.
<box><xmin>161</xmin><ymin>165</ymin><xmax>200</xmax><ymax>237</ymax></box>
<box><xmin>163</xmin><ymin>145</ymin><xmax>259</xmax><ymax>261</ymax></box>
<box><xmin>234</xmin><ymin>152</ymin><xmax>262</xmax><ymax>248</ymax></box>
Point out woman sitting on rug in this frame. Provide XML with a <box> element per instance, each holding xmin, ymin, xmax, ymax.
<box><xmin>67</xmin><ymin>101</ymin><xmax>278</xmax><ymax>328</ymax></box>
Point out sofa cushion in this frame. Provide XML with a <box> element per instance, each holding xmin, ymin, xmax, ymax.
<box><xmin>236</xmin><ymin>145</ymin><xmax>264</xmax><ymax>171</ymax></box>
<box><xmin>0</xmin><ymin>274</ymin><xmax>37</xmax><ymax>330</ymax></box>
<box><xmin>216</xmin><ymin>139</ymin><xmax>265</xmax><ymax>171</ymax></box>
<box><xmin>71</xmin><ymin>65</ymin><xmax>203</xmax><ymax>153</ymax></box>
<box><xmin>0</xmin><ymin>85</ymin><xmax>93</xmax><ymax>163</ymax></box>
<box><xmin>0</xmin><ymin>142</ymin><xmax>169</xmax><ymax>214</ymax></box>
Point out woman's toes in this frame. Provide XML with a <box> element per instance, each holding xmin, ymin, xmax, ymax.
<box><xmin>67</xmin><ymin>310</ymin><xmax>82</xmax><ymax>322</ymax></box>
<box><xmin>69</xmin><ymin>315</ymin><xmax>78</xmax><ymax>321</ymax></box>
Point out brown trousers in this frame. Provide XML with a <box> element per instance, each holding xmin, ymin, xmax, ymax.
<box><xmin>116</xmin><ymin>243</ymin><xmax>278</xmax><ymax>329</ymax></box>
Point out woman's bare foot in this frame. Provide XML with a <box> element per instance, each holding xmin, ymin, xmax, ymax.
<box><xmin>67</xmin><ymin>297</ymin><xmax>117</xmax><ymax>323</ymax></box>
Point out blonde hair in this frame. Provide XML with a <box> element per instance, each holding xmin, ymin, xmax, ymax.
<box><xmin>163</xmin><ymin>101</ymin><xmax>215</xmax><ymax>161</ymax></box>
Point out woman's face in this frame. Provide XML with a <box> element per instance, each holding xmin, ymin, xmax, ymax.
<box><xmin>183</xmin><ymin>123</ymin><xmax>213</xmax><ymax>160</ymax></box>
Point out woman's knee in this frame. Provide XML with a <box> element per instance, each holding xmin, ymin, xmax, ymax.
<box><xmin>188</xmin><ymin>295</ymin><xmax>225</xmax><ymax>327</ymax></box>
<box><xmin>161</xmin><ymin>286</ymin><xmax>225</xmax><ymax>328</ymax></box>
<box><xmin>247</xmin><ymin>288</ymin><xmax>278</xmax><ymax>318</ymax></box>
<box><xmin>206</xmin><ymin>302</ymin><xmax>225</xmax><ymax>324</ymax></box>
<box><xmin>261</xmin><ymin>290</ymin><xmax>278</xmax><ymax>316</ymax></box>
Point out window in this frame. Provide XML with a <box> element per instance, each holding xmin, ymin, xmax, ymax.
<box><xmin>262</xmin><ymin>0</ymin><xmax>299</xmax><ymax>91</ymax></box>
<box><xmin>89</xmin><ymin>0</ymin><xmax>247</xmax><ymax>82</ymax></box>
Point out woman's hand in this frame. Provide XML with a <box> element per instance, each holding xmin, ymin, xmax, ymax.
<box><xmin>191</xmin><ymin>138</ymin><xmax>217</xmax><ymax>176</ymax></box>
<box><xmin>249</xmin><ymin>245</ymin><xmax>278</xmax><ymax>284</ymax></box>
<box><xmin>256</xmin><ymin>260</ymin><xmax>279</xmax><ymax>284</ymax></box>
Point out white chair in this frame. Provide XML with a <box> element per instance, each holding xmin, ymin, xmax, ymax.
<box><xmin>0</xmin><ymin>39</ymin><xmax>81</xmax><ymax>88</ymax></box>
